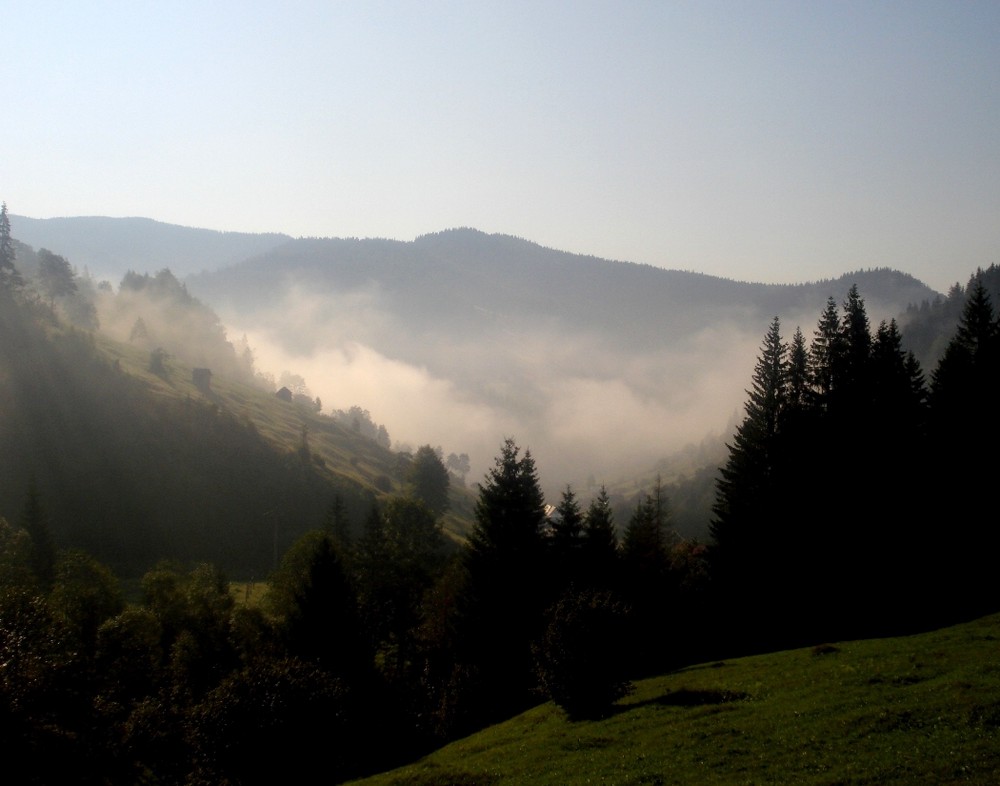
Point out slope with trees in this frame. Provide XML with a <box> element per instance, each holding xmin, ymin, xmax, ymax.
<box><xmin>0</xmin><ymin>217</ymin><xmax>475</xmax><ymax>577</ymax></box>
<box><xmin>709</xmin><ymin>277</ymin><xmax>996</xmax><ymax>652</ymax></box>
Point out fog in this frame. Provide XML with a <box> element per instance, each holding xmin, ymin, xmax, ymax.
<box><xmin>84</xmin><ymin>258</ymin><xmax>913</xmax><ymax>502</ymax></box>
<box><xmin>219</xmin><ymin>283</ymin><xmax>787</xmax><ymax>497</ymax></box>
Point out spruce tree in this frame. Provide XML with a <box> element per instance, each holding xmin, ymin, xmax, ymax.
<box><xmin>809</xmin><ymin>296</ymin><xmax>842</xmax><ymax>407</ymax></box>
<box><xmin>621</xmin><ymin>476</ymin><xmax>676</xmax><ymax>671</ymax></box>
<box><xmin>622</xmin><ymin>476</ymin><xmax>673</xmax><ymax>573</ymax></box>
<box><xmin>581</xmin><ymin>485</ymin><xmax>619</xmax><ymax>589</ymax></box>
<box><xmin>711</xmin><ymin>316</ymin><xmax>787</xmax><ymax>559</ymax></box>
<box><xmin>0</xmin><ymin>202</ymin><xmax>23</xmax><ymax>291</ymax></box>
<box><xmin>931</xmin><ymin>276</ymin><xmax>998</xmax><ymax>415</ymax></box>
<box><xmin>785</xmin><ymin>326</ymin><xmax>810</xmax><ymax>415</ymax></box>
<box><xmin>551</xmin><ymin>485</ymin><xmax>584</xmax><ymax>587</ymax></box>
<box><xmin>267</xmin><ymin>530</ymin><xmax>369</xmax><ymax>682</ymax></box>
<box><xmin>928</xmin><ymin>277</ymin><xmax>1000</xmax><ymax>617</ymax></box>
<box><xmin>872</xmin><ymin>318</ymin><xmax>927</xmax><ymax>430</ymax></box>
<box><xmin>458</xmin><ymin>438</ymin><xmax>550</xmax><ymax>724</ymax></box>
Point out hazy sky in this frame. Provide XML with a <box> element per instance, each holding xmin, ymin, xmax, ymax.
<box><xmin>4</xmin><ymin>1</ymin><xmax>999</xmax><ymax>293</ymax></box>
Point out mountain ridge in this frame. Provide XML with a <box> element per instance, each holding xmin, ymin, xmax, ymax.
<box><xmin>13</xmin><ymin>215</ymin><xmax>944</xmax><ymax>296</ymax></box>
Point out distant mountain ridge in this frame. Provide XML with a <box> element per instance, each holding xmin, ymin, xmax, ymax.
<box><xmin>186</xmin><ymin>228</ymin><xmax>936</xmax><ymax>366</ymax></box>
<box><xmin>10</xmin><ymin>214</ymin><xmax>291</xmax><ymax>280</ymax></box>
<box><xmin>191</xmin><ymin>227</ymin><xmax>937</xmax><ymax>344</ymax></box>
<box><xmin>11</xmin><ymin>216</ymin><xmax>941</xmax><ymax>303</ymax></box>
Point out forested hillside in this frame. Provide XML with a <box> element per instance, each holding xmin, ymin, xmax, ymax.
<box><xmin>0</xmin><ymin>296</ymin><xmax>389</xmax><ymax>576</ymax></box>
<box><xmin>0</xmin><ymin>208</ymin><xmax>475</xmax><ymax>577</ymax></box>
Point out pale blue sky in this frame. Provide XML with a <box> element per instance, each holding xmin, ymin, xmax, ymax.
<box><xmin>3</xmin><ymin>1</ymin><xmax>998</xmax><ymax>292</ymax></box>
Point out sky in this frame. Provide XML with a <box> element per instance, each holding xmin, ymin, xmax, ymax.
<box><xmin>3</xmin><ymin>1</ymin><xmax>999</xmax><ymax>294</ymax></box>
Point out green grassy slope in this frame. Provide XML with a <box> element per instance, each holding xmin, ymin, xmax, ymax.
<box><xmin>350</xmin><ymin>613</ymin><xmax>1000</xmax><ymax>785</ymax></box>
<box><xmin>95</xmin><ymin>333</ymin><xmax>476</xmax><ymax>543</ymax></box>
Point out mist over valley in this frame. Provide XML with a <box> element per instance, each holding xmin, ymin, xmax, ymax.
<box><xmin>14</xmin><ymin>216</ymin><xmax>940</xmax><ymax>508</ymax></box>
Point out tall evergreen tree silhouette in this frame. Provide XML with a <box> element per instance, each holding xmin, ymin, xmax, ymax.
<box><xmin>711</xmin><ymin>317</ymin><xmax>787</xmax><ymax>565</ymax></box>
<box><xmin>457</xmin><ymin>438</ymin><xmax>549</xmax><ymax>725</ymax></box>
<box><xmin>0</xmin><ymin>202</ymin><xmax>23</xmax><ymax>291</ymax></box>
<box><xmin>581</xmin><ymin>486</ymin><xmax>619</xmax><ymax>590</ymax></box>
<box><xmin>551</xmin><ymin>485</ymin><xmax>584</xmax><ymax>588</ymax></box>
<box><xmin>711</xmin><ymin>317</ymin><xmax>794</xmax><ymax>648</ymax></box>
<box><xmin>929</xmin><ymin>276</ymin><xmax>1000</xmax><ymax>617</ymax></box>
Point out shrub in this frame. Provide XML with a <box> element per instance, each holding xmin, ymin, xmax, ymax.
<box><xmin>533</xmin><ymin>589</ymin><xmax>633</xmax><ymax>720</ymax></box>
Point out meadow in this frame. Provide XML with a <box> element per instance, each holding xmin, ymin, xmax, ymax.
<box><xmin>349</xmin><ymin>612</ymin><xmax>1000</xmax><ymax>785</ymax></box>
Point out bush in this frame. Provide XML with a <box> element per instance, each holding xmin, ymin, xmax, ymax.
<box><xmin>533</xmin><ymin>589</ymin><xmax>633</xmax><ymax>720</ymax></box>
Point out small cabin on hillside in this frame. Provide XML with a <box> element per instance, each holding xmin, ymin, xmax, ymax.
<box><xmin>276</xmin><ymin>386</ymin><xmax>293</xmax><ymax>402</ymax></box>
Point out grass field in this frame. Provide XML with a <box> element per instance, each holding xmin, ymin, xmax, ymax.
<box><xmin>348</xmin><ymin>613</ymin><xmax>1000</xmax><ymax>785</ymax></box>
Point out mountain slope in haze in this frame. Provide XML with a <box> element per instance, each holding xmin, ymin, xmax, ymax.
<box><xmin>186</xmin><ymin>228</ymin><xmax>938</xmax><ymax>494</ymax></box>
<box><xmin>10</xmin><ymin>214</ymin><xmax>291</xmax><ymax>281</ymax></box>
<box><xmin>0</xmin><ymin>296</ymin><xmax>469</xmax><ymax>578</ymax></box>
<box><xmin>190</xmin><ymin>228</ymin><xmax>937</xmax><ymax>349</ymax></box>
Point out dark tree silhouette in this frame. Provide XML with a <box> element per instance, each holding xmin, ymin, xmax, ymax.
<box><xmin>533</xmin><ymin>588</ymin><xmax>633</xmax><ymax>720</ymax></box>
<box><xmin>0</xmin><ymin>201</ymin><xmax>23</xmax><ymax>291</ymax></box>
<box><xmin>456</xmin><ymin>437</ymin><xmax>550</xmax><ymax>726</ymax></box>
<box><xmin>407</xmin><ymin>445</ymin><xmax>450</xmax><ymax>516</ymax></box>
<box><xmin>36</xmin><ymin>248</ymin><xmax>78</xmax><ymax>306</ymax></box>
<box><xmin>550</xmin><ymin>485</ymin><xmax>584</xmax><ymax>586</ymax></box>
<box><xmin>621</xmin><ymin>476</ymin><xmax>676</xmax><ymax>671</ymax></box>
<box><xmin>711</xmin><ymin>316</ymin><xmax>787</xmax><ymax>579</ymax></box>
<box><xmin>580</xmin><ymin>485</ymin><xmax>619</xmax><ymax>590</ymax></box>
<box><xmin>929</xmin><ymin>276</ymin><xmax>1000</xmax><ymax>617</ymax></box>
<box><xmin>266</xmin><ymin>532</ymin><xmax>369</xmax><ymax>682</ymax></box>
<box><xmin>19</xmin><ymin>483</ymin><xmax>56</xmax><ymax>590</ymax></box>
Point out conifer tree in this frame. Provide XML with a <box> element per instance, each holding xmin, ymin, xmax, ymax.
<box><xmin>871</xmin><ymin>318</ymin><xmax>927</xmax><ymax>430</ymax></box>
<box><xmin>711</xmin><ymin>316</ymin><xmax>821</xmax><ymax>649</ymax></box>
<box><xmin>621</xmin><ymin>476</ymin><xmax>676</xmax><ymax>670</ymax></box>
<box><xmin>457</xmin><ymin>438</ymin><xmax>550</xmax><ymax>724</ymax></box>
<box><xmin>581</xmin><ymin>485</ymin><xmax>619</xmax><ymax>589</ymax></box>
<box><xmin>466</xmin><ymin>438</ymin><xmax>547</xmax><ymax>564</ymax></box>
<box><xmin>931</xmin><ymin>276</ymin><xmax>998</xmax><ymax>415</ymax></box>
<box><xmin>0</xmin><ymin>202</ymin><xmax>23</xmax><ymax>291</ymax></box>
<box><xmin>711</xmin><ymin>316</ymin><xmax>787</xmax><ymax>559</ymax></box>
<box><xmin>621</xmin><ymin>476</ymin><xmax>673</xmax><ymax>572</ymax></box>
<box><xmin>840</xmin><ymin>284</ymin><xmax>872</xmax><ymax>375</ymax></box>
<box><xmin>267</xmin><ymin>530</ymin><xmax>369</xmax><ymax>681</ymax></box>
<box><xmin>785</xmin><ymin>326</ymin><xmax>810</xmax><ymax>415</ymax></box>
<box><xmin>928</xmin><ymin>276</ymin><xmax>1000</xmax><ymax>617</ymax></box>
<box><xmin>551</xmin><ymin>485</ymin><xmax>584</xmax><ymax>587</ymax></box>
<box><xmin>809</xmin><ymin>296</ymin><xmax>842</xmax><ymax>406</ymax></box>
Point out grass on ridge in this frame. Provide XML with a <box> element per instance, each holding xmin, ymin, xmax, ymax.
<box><xmin>349</xmin><ymin>613</ymin><xmax>1000</xmax><ymax>785</ymax></box>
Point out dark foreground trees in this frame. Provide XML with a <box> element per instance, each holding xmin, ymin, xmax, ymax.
<box><xmin>711</xmin><ymin>277</ymin><xmax>998</xmax><ymax>651</ymax></box>
<box><xmin>451</xmin><ymin>438</ymin><xmax>551</xmax><ymax>725</ymax></box>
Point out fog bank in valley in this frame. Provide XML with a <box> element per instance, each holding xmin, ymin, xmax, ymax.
<box><xmin>182</xmin><ymin>231</ymin><xmax>935</xmax><ymax>500</ymax></box>
<box><xmin>221</xmin><ymin>284</ymin><xmax>778</xmax><ymax>496</ymax></box>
